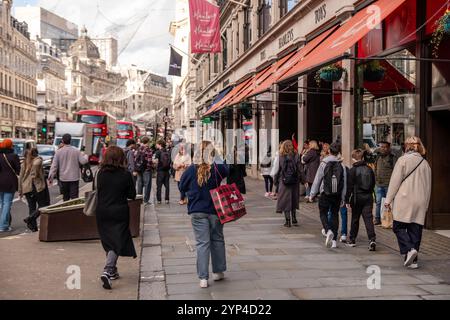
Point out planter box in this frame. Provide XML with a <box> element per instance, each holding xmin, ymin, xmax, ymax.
<box><xmin>38</xmin><ymin>196</ymin><xmax>143</xmax><ymax>242</ymax></box>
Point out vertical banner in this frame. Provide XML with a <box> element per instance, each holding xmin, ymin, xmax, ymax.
<box><xmin>168</xmin><ymin>47</ymin><xmax>183</xmax><ymax>77</ymax></box>
<box><xmin>189</xmin><ymin>0</ymin><xmax>221</xmax><ymax>53</ymax></box>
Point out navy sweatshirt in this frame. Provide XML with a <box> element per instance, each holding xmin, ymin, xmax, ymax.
<box><xmin>179</xmin><ymin>164</ymin><xmax>229</xmax><ymax>215</ymax></box>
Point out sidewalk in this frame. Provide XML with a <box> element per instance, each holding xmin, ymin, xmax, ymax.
<box><xmin>139</xmin><ymin>178</ymin><xmax>450</xmax><ymax>300</ymax></box>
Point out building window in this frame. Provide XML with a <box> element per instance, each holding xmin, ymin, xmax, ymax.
<box><xmin>393</xmin><ymin>97</ymin><xmax>405</xmax><ymax>115</ymax></box>
<box><xmin>258</xmin><ymin>0</ymin><xmax>272</xmax><ymax>37</ymax></box>
<box><xmin>222</xmin><ymin>34</ymin><xmax>228</xmax><ymax>70</ymax></box>
<box><xmin>243</xmin><ymin>7</ymin><xmax>252</xmax><ymax>51</ymax></box>
<box><xmin>213</xmin><ymin>54</ymin><xmax>219</xmax><ymax>74</ymax></box>
<box><xmin>392</xmin><ymin>123</ymin><xmax>405</xmax><ymax>146</ymax></box>
<box><xmin>375</xmin><ymin>98</ymin><xmax>388</xmax><ymax>116</ymax></box>
<box><xmin>280</xmin><ymin>0</ymin><xmax>297</xmax><ymax>17</ymax></box>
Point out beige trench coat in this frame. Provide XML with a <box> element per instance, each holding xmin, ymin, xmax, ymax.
<box><xmin>385</xmin><ymin>152</ymin><xmax>432</xmax><ymax>226</ymax></box>
<box><xmin>173</xmin><ymin>153</ymin><xmax>192</xmax><ymax>182</ymax></box>
<box><xmin>19</xmin><ymin>157</ymin><xmax>46</xmax><ymax>195</ymax></box>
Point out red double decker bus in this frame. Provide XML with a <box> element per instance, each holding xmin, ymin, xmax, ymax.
<box><xmin>76</xmin><ymin>110</ymin><xmax>117</xmax><ymax>163</ymax></box>
<box><xmin>117</xmin><ymin>120</ymin><xmax>134</xmax><ymax>149</ymax></box>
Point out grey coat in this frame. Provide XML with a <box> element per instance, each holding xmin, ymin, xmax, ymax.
<box><xmin>275</xmin><ymin>155</ymin><xmax>301</xmax><ymax>212</ymax></box>
<box><xmin>302</xmin><ymin>149</ymin><xmax>320</xmax><ymax>184</ymax></box>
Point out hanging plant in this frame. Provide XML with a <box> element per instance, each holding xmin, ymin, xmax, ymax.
<box><xmin>431</xmin><ymin>9</ymin><xmax>450</xmax><ymax>58</ymax></box>
<box><xmin>363</xmin><ymin>60</ymin><xmax>386</xmax><ymax>82</ymax></box>
<box><xmin>315</xmin><ymin>63</ymin><xmax>345</xmax><ymax>85</ymax></box>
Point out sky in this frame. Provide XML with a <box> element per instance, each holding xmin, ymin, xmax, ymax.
<box><xmin>13</xmin><ymin>0</ymin><xmax>176</xmax><ymax>77</ymax></box>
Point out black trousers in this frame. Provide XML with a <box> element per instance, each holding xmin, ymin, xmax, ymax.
<box><xmin>60</xmin><ymin>181</ymin><xmax>79</xmax><ymax>202</ymax></box>
<box><xmin>318</xmin><ymin>195</ymin><xmax>340</xmax><ymax>241</ymax></box>
<box><xmin>24</xmin><ymin>185</ymin><xmax>50</xmax><ymax>230</ymax></box>
<box><xmin>393</xmin><ymin>220</ymin><xmax>423</xmax><ymax>255</ymax></box>
<box><xmin>263</xmin><ymin>175</ymin><xmax>274</xmax><ymax>193</ymax></box>
<box><xmin>350</xmin><ymin>199</ymin><xmax>376</xmax><ymax>242</ymax></box>
<box><xmin>156</xmin><ymin>171</ymin><xmax>170</xmax><ymax>201</ymax></box>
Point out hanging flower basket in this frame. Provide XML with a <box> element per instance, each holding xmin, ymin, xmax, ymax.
<box><xmin>316</xmin><ymin>64</ymin><xmax>345</xmax><ymax>84</ymax></box>
<box><xmin>363</xmin><ymin>61</ymin><xmax>386</xmax><ymax>82</ymax></box>
<box><xmin>431</xmin><ymin>10</ymin><xmax>450</xmax><ymax>58</ymax></box>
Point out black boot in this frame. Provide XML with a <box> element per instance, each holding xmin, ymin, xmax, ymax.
<box><xmin>283</xmin><ymin>212</ymin><xmax>291</xmax><ymax>227</ymax></box>
<box><xmin>292</xmin><ymin>211</ymin><xmax>298</xmax><ymax>226</ymax></box>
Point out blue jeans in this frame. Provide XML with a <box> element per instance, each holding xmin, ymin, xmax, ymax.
<box><xmin>327</xmin><ymin>206</ymin><xmax>347</xmax><ymax>236</ymax></box>
<box><xmin>375</xmin><ymin>186</ymin><xmax>388</xmax><ymax>219</ymax></box>
<box><xmin>191</xmin><ymin>213</ymin><xmax>226</xmax><ymax>280</ymax></box>
<box><xmin>0</xmin><ymin>192</ymin><xmax>14</xmax><ymax>230</ymax></box>
<box><xmin>137</xmin><ymin>171</ymin><xmax>152</xmax><ymax>203</ymax></box>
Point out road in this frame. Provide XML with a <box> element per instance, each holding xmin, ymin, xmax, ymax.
<box><xmin>2</xmin><ymin>169</ymin><xmax>94</xmax><ymax>238</ymax></box>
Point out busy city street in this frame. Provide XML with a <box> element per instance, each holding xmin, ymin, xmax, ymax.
<box><xmin>1</xmin><ymin>0</ymin><xmax>450</xmax><ymax>306</ymax></box>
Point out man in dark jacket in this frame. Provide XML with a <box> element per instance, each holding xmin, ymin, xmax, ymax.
<box><xmin>0</xmin><ymin>139</ymin><xmax>21</xmax><ymax>232</ymax></box>
<box><xmin>374</xmin><ymin>141</ymin><xmax>397</xmax><ymax>225</ymax></box>
<box><xmin>154</xmin><ymin>140</ymin><xmax>171</xmax><ymax>204</ymax></box>
<box><xmin>345</xmin><ymin>149</ymin><xmax>376</xmax><ymax>251</ymax></box>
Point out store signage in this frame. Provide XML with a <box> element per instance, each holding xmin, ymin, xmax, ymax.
<box><xmin>279</xmin><ymin>28</ymin><xmax>294</xmax><ymax>49</ymax></box>
<box><xmin>202</xmin><ymin>117</ymin><xmax>212</xmax><ymax>124</ymax></box>
<box><xmin>314</xmin><ymin>3</ymin><xmax>327</xmax><ymax>25</ymax></box>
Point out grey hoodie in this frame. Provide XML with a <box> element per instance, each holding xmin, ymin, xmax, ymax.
<box><xmin>310</xmin><ymin>155</ymin><xmax>347</xmax><ymax>203</ymax></box>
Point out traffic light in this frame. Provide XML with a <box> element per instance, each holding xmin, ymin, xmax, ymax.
<box><xmin>42</xmin><ymin>119</ymin><xmax>48</xmax><ymax>135</ymax></box>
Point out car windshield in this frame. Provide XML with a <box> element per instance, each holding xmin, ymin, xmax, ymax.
<box><xmin>54</xmin><ymin>138</ymin><xmax>81</xmax><ymax>149</ymax></box>
<box><xmin>13</xmin><ymin>143</ymin><xmax>25</xmax><ymax>157</ymax></box>
<box><xmin>37</xmin><ymin>146</ymin><xmax>55</xmax><ymax>156</ymax></box>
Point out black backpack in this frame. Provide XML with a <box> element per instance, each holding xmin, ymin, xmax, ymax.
<box><xmin>282</xmin><ymin>155</ymin><xmax>299</xmax><ymax>185</ymax></box>
<box><xmin>81</xmin><ymin>163</ymin><xmax>93</xmax><ymax>183</ymax></box>
<box><xmin>160</xmin><ymin>150</ymin><xmax>171</xmax><ymax>170</ymax></box>
<box><xmin>356</xmin><ymin>165</ymin><xmax>374</xmax><ymax>193</ymax></box>
<box><xmin>323</xmin><ymin>161</ymin><xmax>344</xmax><ymax>197</ymax></box>
<box><xmin>135</xmin><ymin>149</ymin><xmax>147</xmax><ymax>172</ymax></box>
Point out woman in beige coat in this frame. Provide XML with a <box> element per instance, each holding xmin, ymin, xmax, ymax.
<box><xmin>19</xmin><ymin>148</ymin><xmax>50</xmax><ymax>232</ymax></box>
<box><xmin>385</xmin><ymin>137</ymin><xmax>431</xmax><ymax>269</ymax></box>
<box><xmin>173</xmin><ymin>144</ymin><xmax>192</xmax><ymax>205</ymax></box>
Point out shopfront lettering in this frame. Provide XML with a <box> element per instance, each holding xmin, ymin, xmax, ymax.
<box><xmin>278</xmin><ymin>29</ymin><xmax>294</xmax><ymax>49</ymax></box>
<box><xmin>315</xmin><ymin>4</ymin><xmax>327</xmax><ymax>24</ymax></box>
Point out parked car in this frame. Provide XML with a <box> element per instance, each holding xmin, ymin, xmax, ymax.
<box><xmin>37</xmin><ymin>144</ymin><xmax>56</xmax><ymax>178</ymax></box>
<box><xmin>0</xmin><ymin>138</ymin><xmax>36</xmax><ymax>162</ymax></box>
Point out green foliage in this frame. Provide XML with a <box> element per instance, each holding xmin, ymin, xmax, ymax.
<box><xmin>314</xmin><ymin>63</ymin><xmax>345</xmax><ymax>86</ymax></box>
<box><xmin>431</xmin><ymin>10</ymin><xmax>450</xmax><ymax>58</ymax></box>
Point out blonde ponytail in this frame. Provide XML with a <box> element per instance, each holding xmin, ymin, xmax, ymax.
<box><xmin>196</xmin><ymin>141</ymin><xmax>214</xmax><ymax>186</ymax></box>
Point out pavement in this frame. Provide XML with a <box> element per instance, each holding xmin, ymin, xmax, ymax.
<box><xmin>139</xmin><ymin>178</ymin><xmax>450</xmax><ymax>300</ymax></box>
<box><xmin>1</xmin><ymin>176</ymin><xmax>450</xmax><ymax>300</ymax></box>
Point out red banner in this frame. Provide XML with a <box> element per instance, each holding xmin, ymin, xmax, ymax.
<box><xmin>189</xmin><ymin>0</ymin><xmax>221</xmax><ymax>53</ymax></box>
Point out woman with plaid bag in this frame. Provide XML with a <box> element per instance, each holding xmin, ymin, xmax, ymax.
<box><xmin>179</xmin><ymin>141</ymin><xmax>229</xmax><ymax>288</ymax></box>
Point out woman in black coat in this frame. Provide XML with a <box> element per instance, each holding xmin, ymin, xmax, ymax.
<box><xmin>96</xmin><ymin>146</ymin><xmax>136</xmax><ymax>290</ymax></box>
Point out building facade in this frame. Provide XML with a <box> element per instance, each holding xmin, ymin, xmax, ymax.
<box><xmin>64</xmin><ymin>27</ymin><xmax>127</xmax><ymax>119</ymax></box>
<box><xmin>0</xmin><ymin>0</ymin><xmax>37</xmax><ymax>139</ymax></box>
<box><xmin>35</xmin><ymin>37</ymin><xmax>69</xmax><ymax>143</ymax></box>
<box><xmin>191</xmin><ymin>0</ymin><xmax>450</xmax><ymax>229</ymax></box>
<box><xmin>170</xmin><ymin>0</ymin><xmax>197</xmax><ymax>141</ymax></box>
<box><xmin>14</xmin><ymin>6</ymin><xmax>79</xmax><ymax>53</ymax></box>
<box><xmin>91</xmin><ymin>36</ymin><xmax>118</xmax><ymax>70</ymax></box>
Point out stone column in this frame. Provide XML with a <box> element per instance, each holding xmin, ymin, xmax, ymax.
<box><xmin>298</xmin><ymin>75</ymin><xmax>308</xmax><ymax>145</ymax></box>
<box><xmin>251</xmin><ymin>0</ymin><xmax>259</xmax><ymax>44</ymax></box>
<box><xmin>271</xmin><ymin>0</ymin><xmax>281</xmax><ymax>27</ymax></box>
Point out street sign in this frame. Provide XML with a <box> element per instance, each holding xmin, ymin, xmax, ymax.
<box><xmin>202</xmin><ymin>117</ymin><xmax>212</xmax><ymax>124</ymax></box>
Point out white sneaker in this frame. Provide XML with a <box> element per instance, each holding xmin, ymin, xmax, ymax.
<box><xmin>331</xmin><ymin>240</ymin><xmax>338</xmax><ymax>249</ymax></box>
<box><xmin>408</xmin><ymin>262</ymin><xmax>419</xmax><ymax>269</ymax></box>
<box><xmin>325</xmin><ymin>230</ymin><xmax>334</xmax><ymax>248</ymax></box>
<box><xmin>264</xmin><ymin>192</ymin><xmax>270</xmax><ymax>197</ymax></box>
<box><xmin>212</xmin><ymin>273</ymin><xmax>225</xmax><ymax>281</ymax></box>
<box><xmin>321</xmin><ymin>229</ymin><xmax>327</xmax><ymax>237</ymax></box>
<box><xmin>404</xmin><ymin>249</ymin><xmax>418</xmax><ymax>267</ymax></box>
<box><xmin>340</xmin><ymin>235</ymin><xmax>347</xmax><ymax>242</ymax></box>
<box><xmin>199</xmin><ymin>279</ymin><xmax>208</xmax><ymax>288</ymax></box>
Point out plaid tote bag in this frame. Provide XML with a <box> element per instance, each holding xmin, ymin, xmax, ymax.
<box><xmin>210</xmin><ymin>164</ymin><xmax>247</xmax><ymax>224</ymax></box>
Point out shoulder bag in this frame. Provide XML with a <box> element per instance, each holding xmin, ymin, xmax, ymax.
<box><xmin>2</xmin><ymin>154</ymin><xmax>19</xmax><ymax>179</ymax></box>
<box><xmin>83</xmin><ymin>172</ymin><xmax>98</xmax><ymax>217</ymax></box>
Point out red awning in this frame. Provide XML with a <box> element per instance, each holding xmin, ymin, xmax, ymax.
<box><xmin>225</xmin><ymin>66</ymin><xmax>272</xmax><ymax>107</ymax></box>
<box><xmin>364</xmin><ymin>60</ymin><xmax>415</xmax><ymax>97</ymax></box>
<box><xmin>204</xmin><ymin>77</ymin><xmax>252</xmax><ymax>116</ymax></box>
<box><xmin>248</xmin><ymin>26</ymin><xmax>339</xmax><ymax>98</ymax></box>
<box><xmin>278</xmin><ymin>0</ymin><xmax>408</xmax><ymax>82</ymax></box>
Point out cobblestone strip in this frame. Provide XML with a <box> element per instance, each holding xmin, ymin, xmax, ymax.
<box><xmin>138</xmin><ymin>204</ymin><xmax>167</xmax><ymax>300</ymax></box>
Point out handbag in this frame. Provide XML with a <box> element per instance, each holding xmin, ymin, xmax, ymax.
<box><xmin>83</xmin><ymin>172</ymin><xmax>98</xmax><ymax>217</ymax></box>
<box><xmin>2</xmin><ymin>154</ymin><xmax>19</xmax><ymax>179</ymax></box>
<box><xmin>381</xmin><ymin>197</ymin><xmax>393</xmax><ymax>229</ymax></box>
<box><xmin>210</xmin><ymin>164</ymin><xmax>247</xmax><ymax>225</ymax></box>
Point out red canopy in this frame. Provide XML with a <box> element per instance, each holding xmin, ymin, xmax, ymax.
<box><xmin>278</xmin><ymin>0</ymin><xmax>408</xmax><ymax>82</ymax></box>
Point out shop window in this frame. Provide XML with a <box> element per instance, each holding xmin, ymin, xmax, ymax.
<box><xmin>376</xmin><ymin>124</ymin><xmax>390</xmax><ymax>142</ymax></box>
<box><xmin>375</xmin><ymin>99</ymin><xmax>388</xmax><ymax>116</ymax></box>
<box><xmin>280</xmin><ymin>0</ymin><xmax>297</xmax><ymax>18</ymax></box>
<box><xmin>258</xmin><ymin>0</ymin><xmax>272</xmax><ymax>37</ymax></box>
<box><xmin>392</xmin><ymin>123</ymin><xmax>405</xmax><ymax>146</ymax></box>
<box><xmin>243</xmin><ymin>7</ymin><xmax>252</xmax><ymax>51</ymax></box>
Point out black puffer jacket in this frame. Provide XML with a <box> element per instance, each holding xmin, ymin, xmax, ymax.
<box><xmin>345</xmin><ymin>160</ymin><xmax>375</xmax><ymax>205</ymax></box>
<box><xmin>0</xmin><ymin>149</ymin><xmax>21</xmax><ymax>193</ymax></box>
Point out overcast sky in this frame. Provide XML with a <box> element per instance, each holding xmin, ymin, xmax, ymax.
<box><xmin>13</xmin><ymin>0</ymin><xmax>176</xmax><ymax>77</ymax></box>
